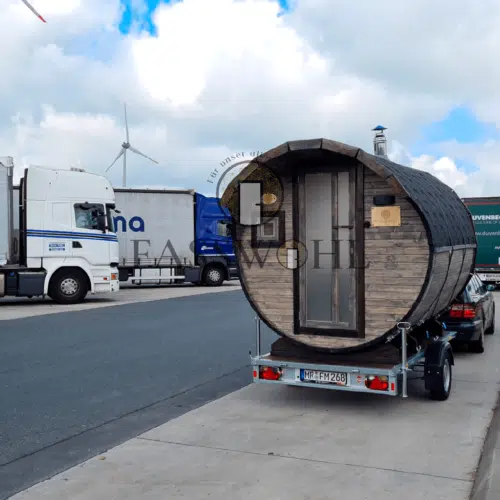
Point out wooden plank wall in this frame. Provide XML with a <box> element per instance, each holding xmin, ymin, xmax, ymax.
<box><xmin>363</xmin><ymin>169</ymin><xmax>429</xmax><ymax>339</ymax></box>
<box><xmin>237</xmin><ymin>177</ymin><xmax>295</xmax><ymax>337</ymax></box>
<box><xmin>237</xmin><ymin>166</ymin><xmax>432</xmax><ymax>351</ymax></box>
<box><xmin>407</xmin><ymin>248</ymin><xmax>475</xmax><ymax>325</ymax></box>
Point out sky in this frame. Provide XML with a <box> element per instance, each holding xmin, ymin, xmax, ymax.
<box><xmin>1</xmin><ymin>0</ymin><xmax>500</xmax><ymax>198</ymax></box>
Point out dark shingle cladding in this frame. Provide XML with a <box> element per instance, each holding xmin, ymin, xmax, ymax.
<box><xmin>367</xmin><ymin>154</ymin><xmax>477</xmax><ymax>250</ymax></box>
<box><xmin>221</xmin><ymin>138</ymin><xmax>477</xmax><ymax>253</ymax></box>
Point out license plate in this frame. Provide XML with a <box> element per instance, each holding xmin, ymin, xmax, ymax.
<box><xmin>300</xmin><ymin>369</ymin><xmax>348</xmax><ymax>386</ymax></box>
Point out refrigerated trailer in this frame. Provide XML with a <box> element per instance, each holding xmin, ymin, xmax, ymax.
<box><xmin>463</xmin><ymin>197</ymin><xmax>500</xmax><ymax>288</ymax></box>
<box><xmin>1</xmin><ymin>160</ymin><xmax>119</xmax><ymax>303</ymax></box>
<box><xmin>111</xmin><ymin>188</ymin><xmax>238</xmax><ymax>286</ymax></box>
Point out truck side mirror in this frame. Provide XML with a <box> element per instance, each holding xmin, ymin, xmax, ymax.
<box><xmin>98</xmin><ymin>215</ymin><xmax>106</xmax><ymax>233</ymax></box>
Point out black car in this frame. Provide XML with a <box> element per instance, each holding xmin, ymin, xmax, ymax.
<box><xmin>439</xmin><ymin>274</ymin><xmax>496</xmax><ymax>353</ymax></box>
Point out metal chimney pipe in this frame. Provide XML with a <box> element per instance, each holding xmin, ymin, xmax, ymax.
<box><xmin>372</xmin><ymin>125</ymin><xmax>388</xmax><ymax>158</ymax></box>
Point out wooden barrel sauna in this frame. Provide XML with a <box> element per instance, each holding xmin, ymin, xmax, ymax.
<box><xmin>221</xmin><ymin>138</ymin><xmax>477</xmax><ymax>353</ymax></box>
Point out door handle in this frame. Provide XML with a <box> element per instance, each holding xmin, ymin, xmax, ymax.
<box><xmin>72</xmin><ymin>241</ymin><xmax>82</xmax><ymax>248</ymax></box>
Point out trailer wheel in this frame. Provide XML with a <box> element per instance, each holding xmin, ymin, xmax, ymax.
<box><xmin>427</xmin><ymin>352</ymin><xmax>452</xmax><ymax>401</ymax></box>
<box><xmin>202</xmin><ymin>264</ymin><xmax>225</xmax><ymax>286</ymax></box>
<box><xmin>49</xmin><ymin>269</ymin><xmax>88</xmax><ymax>304</ymax></box>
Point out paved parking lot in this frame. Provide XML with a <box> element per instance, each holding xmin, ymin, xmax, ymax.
<box><xmin>7</xmin><ymin>293</ymin><xmax>500</xmax><ymax>500</ymax></box>
<box><xmin>0</xmin><ymin>283</ymin><xmax>266</xmax><ymax>500</ymax></box>
<box><xmin>0</xmin><ymin>281</ymin><xmax>241</xmax><ymax>321</ymax></box>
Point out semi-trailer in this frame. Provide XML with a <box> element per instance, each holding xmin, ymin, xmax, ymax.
<box><xmin>462</xmin><ymin>197</ymin><xmax>500</xmax><ymax>288</ymax></box>
<box><xmin>109</xmin><ymin>188</ymin><xmax>237</xmax><ymax>287</ymax></box>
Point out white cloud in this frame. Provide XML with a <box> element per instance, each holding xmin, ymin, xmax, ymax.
<box><xmin>0</xmin><ymin>0</ymin><xmax>499</xmax><ymax>196</ymax></box>
<box><xmin>389</xmin><ymin>140</ymin><xmax>470</xmax><ymax>194</ymax></box>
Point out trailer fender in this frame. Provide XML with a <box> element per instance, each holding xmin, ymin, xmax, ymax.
<box><xmin>424</xmin><ymin>340</ymin><xmax>454</xmax><ymax>392</ymax></box>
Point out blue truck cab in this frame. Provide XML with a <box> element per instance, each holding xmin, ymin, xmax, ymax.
<box><xmin>191</xmin><ymin>193</ymin><xmax>238</xmax><ymax>286</ymax></box>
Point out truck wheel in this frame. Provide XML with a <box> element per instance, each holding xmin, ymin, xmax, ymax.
<box><xmin>49</xmin><ymin>269</ymin><xmax>88</xmax><ymax>304</ymax></box>
<box><xmin>427</xmin><ymin>352</ymin><xmax>452</xmax><ymax>401</ymax></box>
<box><xmin>202</xmin><ymin>264</ymin><xmax>224</xmax><ymax>286</ymax></box>
<box><xmin>486</xmin><ymin>305</ymin><xmax>495</xmax><ymax>335</ymax></box>
<box><xmin>469</xmin><ymin>321</ymin><xmax>485</xmax><ymax>353</ymax></box>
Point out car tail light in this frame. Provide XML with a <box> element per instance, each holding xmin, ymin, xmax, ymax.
<box><xmin>365</xmin><ymin>375</ymin><xmax>389</xmax><ymax>391</ymax></box>
<box><xmin>259</xmin><ymin>367</ymin><xmax>282</xmax><ymax>381</ymax></box>
<box><xmin>449</xmin><ymin>303</ymin><xmax>477</xmax><ymax>319</ymax></box>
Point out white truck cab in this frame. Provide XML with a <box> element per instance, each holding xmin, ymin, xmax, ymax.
<box><xmin>1</xmin><ymin>159</ymin><xmax>120</xmax><ymax>303</ymax></box>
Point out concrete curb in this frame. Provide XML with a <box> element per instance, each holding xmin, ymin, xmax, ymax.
<box><xmin>471</xmin><ymin>390</ymin><xmax>500</xmax><ymax>500</ymax></box>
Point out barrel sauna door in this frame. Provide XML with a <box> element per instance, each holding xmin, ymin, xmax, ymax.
<box><xmin>297</xmin><ymin>168</ymin><xmax>359</xmax><ymax>336</ymax></box>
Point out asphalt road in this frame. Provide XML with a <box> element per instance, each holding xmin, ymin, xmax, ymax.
<box><xmin>0</xmin><ymin>289</ymin><xmax>275</xmax><ymax>499</ymax></box>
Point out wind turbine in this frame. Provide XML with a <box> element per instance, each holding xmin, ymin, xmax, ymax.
<box><xmin>106</xmin><ymin>103</ymin><xmax>159</xmax><ymax>187</ymax></box>
<box><xmin>21</xmin><ymin>0</ymin><xmax>46</xmax><ymax>22</ymax></box>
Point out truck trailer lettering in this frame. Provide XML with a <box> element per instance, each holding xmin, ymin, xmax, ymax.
<box><xmin>113</xmin><ymin>215</ymin><xmax>145</xmax><ymax>233</ymax></box>
<box><xmin>472</xmin><ymin>214</ymin><xmax>500</xmax><ymax>221</ymax></box>
<box><xmin>465</xmin><ymin>199</ymin><xmax>500</xmax><ymax>270</ymax></box>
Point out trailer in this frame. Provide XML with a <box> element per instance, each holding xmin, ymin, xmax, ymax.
<box><xmin>220</xmin><ymin>129</ymin><xmax>475</xmax><ymax>402</ymax></box>
<box><xmin>112</xmin><ymin>188</ymin><xmax>237</xmax><ymax>286</ymax></box>
<box><xmin>251</xmin><ymin>318</ymin><xmax>458</xmax><ymax>400</ymax></box>
<box><xmin>462</xmin><ymin>197</ymin><xmax>500</xmax><ymax>288</ymax></box>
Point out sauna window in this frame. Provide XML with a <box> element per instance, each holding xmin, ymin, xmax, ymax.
<box><xmin>251</xmin><ymin>211</ymin><xmax>285</xmax><ymax>248</ymax></box>
<box><xmin>260</xmin><ymin>221</ymin><xmax>276</xmax><ymax>238</ymax></box>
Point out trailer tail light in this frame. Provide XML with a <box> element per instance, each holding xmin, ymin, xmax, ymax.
<box><xmin>111</xmin><ymin>273</ymin><xmax>118</xmax><ymax>281</ymax></box>
<box><xmin>259</xmin><ymin>367</ymin><xmax>282</xmax><ymax>381</ymax></box>
<box><xmin>365</xmin><ymin>375</ymin><xmax>389</xmax><ymax>391</ymax></box>
<box><xmin>449</xmin><ymin>303</ymin><xmax>477</xmax><ymax>319</ymax></box>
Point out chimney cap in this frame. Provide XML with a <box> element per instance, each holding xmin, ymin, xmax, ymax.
<box><xmin>372</xmin><ymin>125</ymin><xmax>387</xmax><ymax>132</ymax></box>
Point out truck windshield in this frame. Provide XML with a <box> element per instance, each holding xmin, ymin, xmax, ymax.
<box><xmin>106</xmin><ymin>204</ymin><xmax>116</xmax><ymax>233</ymax></box>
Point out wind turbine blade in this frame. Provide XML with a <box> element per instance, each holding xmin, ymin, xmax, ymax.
<box><xmin>106</xmin><ymin>148</ymin><xmax>125</xmax><ymax>172</ymax></box>
<box><xmin>128</xmin><ymin>146</ymin><xmax>159</xmax><ymax>164</ymax></box>
<box><xmin>124</xmin><ymin>103</ymin><xmax>129</xmax><ymax>143</ymax></box>
<box><xmin>21</xmin><ymin>0</ymin><xmax>47</xmax><ymax>22</ymax></box>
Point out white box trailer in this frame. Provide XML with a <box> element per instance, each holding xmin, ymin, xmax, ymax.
<box><xmin>114</xmin><ymin>189</ymin><xmax>195</xmax><ymax>270</ymax></box>
<box><xmin>112</xmin><ymin>188</ymin><xmax>237</xmax><ymax>286</ymax></box>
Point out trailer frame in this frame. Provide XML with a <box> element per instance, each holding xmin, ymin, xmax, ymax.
<box><xmin>250</xmin><ymin>318</ymin><xmax>457</xmax><ymax>400</ymax></box>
